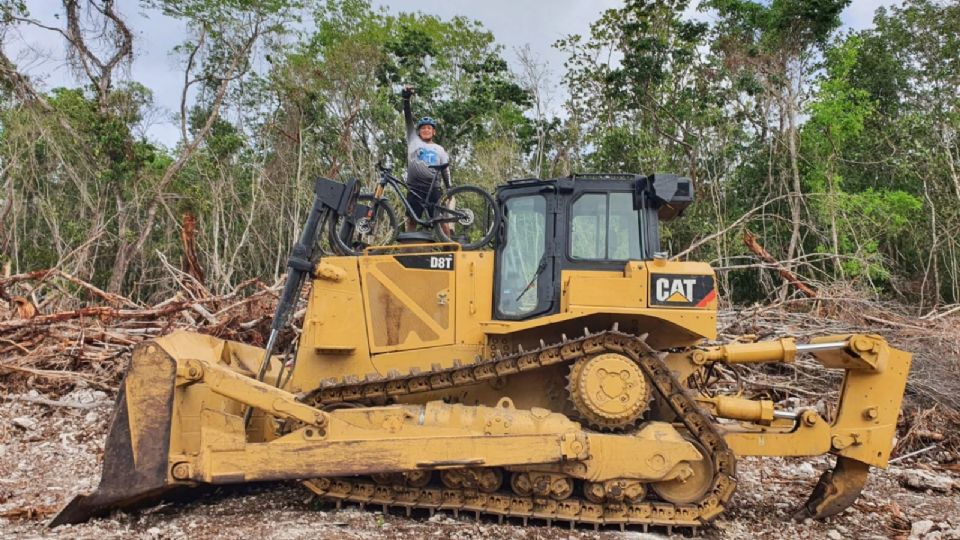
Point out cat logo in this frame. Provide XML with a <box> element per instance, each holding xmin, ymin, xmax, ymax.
<box><xmin>656</xmin><ymin>277</ymin><xmax>696</xmax><ymax>303</ymax></box>
<box><xmin>650</xmin><ymin>274</ymin><xmax>716</xmax><ymax>308</ymax></box>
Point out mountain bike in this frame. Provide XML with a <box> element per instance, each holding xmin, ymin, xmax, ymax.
<box><xmin>330</xmin><ymin>157</ymin><xmax>500</xmax><ymax>256</ymax></box>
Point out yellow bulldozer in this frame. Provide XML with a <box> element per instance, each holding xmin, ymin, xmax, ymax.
<box><xmin>52</xmin><ymin>173</ymin><xmax>911</xmax><ymax>532</ymax></box>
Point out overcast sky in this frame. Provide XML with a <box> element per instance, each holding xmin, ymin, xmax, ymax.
<box><xmin>8</xmin><ymin>0</ymin><xmax>902</xmax><ymax>147</ymax></box>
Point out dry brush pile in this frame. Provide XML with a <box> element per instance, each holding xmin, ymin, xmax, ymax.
<box><xmin>0</xmin><ymin>269</ymin><xmax>286</xmax><ymax>392</ymax></box>
<box><xmin>1</xmin><ymin>269</ymin><xmax>958</xmax><ymax>460</ymax></box>
<box><xmin>717</xmin><ymin>289</ymin><xmax>960</xmax><ymax>459</ymax></box>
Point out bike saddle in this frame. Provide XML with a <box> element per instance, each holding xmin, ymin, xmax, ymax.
<box><xmin>397</xmin><ymin>231</ymin><xmax>435</xmax><ymax>244</ymax></box>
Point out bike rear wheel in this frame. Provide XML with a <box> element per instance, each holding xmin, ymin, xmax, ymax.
<box><xmin>433</xmin><ymin>185</ymin><xmax>500</xmax><ymax>250</ymax></box>
<box><xmin>330</xmin><ymin>195</ymin><xmax>399</xmax><ymax>256</ymax></box>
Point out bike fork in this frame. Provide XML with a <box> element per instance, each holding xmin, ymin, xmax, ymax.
<box><xmin>366</xmin><ymin>185</ymin><xmax>385</xmax><ymax>220</ymax></box>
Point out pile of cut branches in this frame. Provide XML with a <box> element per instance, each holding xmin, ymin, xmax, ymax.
<box><xmin>717</xmin><ymin>287</ymin><xmax>960</xmax><ymax>458</ymax></box>
<box><xmin>0</xmin><ymin>269</ymin><xmax>284</xmax><ymax>392</ymax></box>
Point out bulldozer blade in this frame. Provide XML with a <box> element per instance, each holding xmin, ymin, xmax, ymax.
<box><xmin>49</xmin><ymin>343</ymin><xmax>178</xmax><ymax>526</ymax></box>
<box><xmin>795</xmin><ymin>455</ymin><xmax>870</xmax><ymax>520</ymax></box>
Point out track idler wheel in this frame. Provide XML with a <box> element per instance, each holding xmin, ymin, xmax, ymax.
<box><xmin>371</xmin><ymin>470</ymin><xmax>432</xmax><ymax>488</ymax></box>
<box><xmin>405</xmin><ymin>470</ymin><xmax>432</xmax><ymax>488</ymax></box>
<box><xmin>511</xmin><ymin>472</ymin><xmax>575</xmax><ymax>500</ymax></box>
<box><xmin>372</xmin><ymin>473</ymin><xmax>400</xmax><ymax>485</ymax></box>
<box><xmin>510</xmin><ymin>472</ymin><xmax>533</xmax><ymax>496</ymax></box>
<box><xmin>650</xmin><ymin>440</ymin><xmax>715</xmax><ymax>505</ymax></box>
<box><xmin>525</xmin><ymin>473</ymin><xmax>575</xmax><ymax>500</ymax></box>
<box><xmin>544</xmin><ymin>476</ymin><xmax>574</xmax><ymax>500</ymax></box>
<box><xmin>441</xmin><ymin>468</ymin><xmax>502</xmax><ymax>493</ymax></box>
<box><xmin>475</xmin><ymin>469</ymin><xmax>504</xmax><ymax>493</ymax></box>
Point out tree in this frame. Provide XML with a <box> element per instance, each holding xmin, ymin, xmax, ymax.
<box><xmin>843</xmin><ymin>0</ymin><xmax>960</xmax><ymax>305</ymax></box>
<box><xmin>558</xmin><ymin>0</ymin><xmax>712</xmax><ymax>177</ymax></box>
<box><xmin>705</xmin><ymin>0</ymin><xmax>850</xmax><ymax>297</ymax></box>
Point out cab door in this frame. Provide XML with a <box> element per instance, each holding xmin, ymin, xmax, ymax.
<box><xmin>493</xmin><ymin>185</ymin><xmax>556</xmax><ymax>320</ymax></box>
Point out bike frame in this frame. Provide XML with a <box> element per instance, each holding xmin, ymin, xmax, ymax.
<box><xmin>367</xmin><ymin>168</ymin><xmax>462</xmax><ymax>227</ymax></box>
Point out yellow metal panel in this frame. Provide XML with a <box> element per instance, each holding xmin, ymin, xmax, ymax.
<box><xmin>640</xmin><ymin>308</ymin><xmax>716</xmax><ymax>340</ymax></box>
<box><xmin>365</xmin><ymin>273</ymin><xmax>442</xmax><ymax>346</ymax></box>
<box><xmin>378</xmin><ymin>259</ymin><xmax>452</xmax><ymax>330</ymax></box>
<box><xmin>481</xmin><ymin>307</ymin><xmax>715</xmax><ymax>342</ymax></box>
<box><xmin>454</xmin><ymin>251</ymin><xmax>495</xmax><ymax>348</ymax></box>
<box><xmin>721</xmin><ymin>417</ymin><xmax>832</xmax><ymax>457</ymax></box>
<box><xmin>551</xmin><ymin>261</ymin><xmax>717</xmax><ymax>341</ymax></box>
<box><xmin>360</xmin><ymin>255</ymin><xmax>455</xmax><ymax>353</ymax></box>
<box><xmin>811</xmin><ymin>334</ymin><xmax>882</xmax><ymax>370</ymax></box>
<box><xmin>646</xmin><ymin>260</ymin><xmax>718</xmax><ymax>309</ymax></box>
<box><xmin>828</xmin><ymin>344</ymin><xmax>912</xmax><ymax>467</ymax></box>
<box><xmin>564</xmin><ymin>269</ymin><xmax>645</xmax><ymax>310</ymax></box>
<box><xmin>291</xmin><ymin>256</ymin><xmax>376</xmax><ymax>392</ymax></box>
<box><xmin>181</xmin><ymin>400</ymin><xmax>699</xmax><ymax>484</ymax></box>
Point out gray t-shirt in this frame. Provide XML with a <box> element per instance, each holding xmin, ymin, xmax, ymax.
<box><xmin>404</xmin><ymin>97</ymin><xmax>451</xmax><ymax>187</ymax></box>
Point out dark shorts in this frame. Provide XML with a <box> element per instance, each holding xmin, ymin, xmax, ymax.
<box><xmin>406</xmin><ymin>180</ymin><xmax>441</xmax><ymax>219</ymax></box>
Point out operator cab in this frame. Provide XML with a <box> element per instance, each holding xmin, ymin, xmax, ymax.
<box><xmin>493</xmin><ymin>173</ymin><xmax>693</xmax><ymax>320</ymax></box>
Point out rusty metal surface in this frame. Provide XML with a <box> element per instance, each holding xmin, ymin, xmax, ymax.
<box><xmin>797</xmin><ymin>456</ymin><xmax>871</xmax><ymax>520</ymax></box>
<box><xmin>49</xmin><ymin>344</ymin><xmax>177</xmax><ymax>526</ymax></box>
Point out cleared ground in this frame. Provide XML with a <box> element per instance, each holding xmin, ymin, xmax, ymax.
<box><xmin>1</xmin><ymin>388</ymin><xmax>957</xmax><ymax>540</ymax></box>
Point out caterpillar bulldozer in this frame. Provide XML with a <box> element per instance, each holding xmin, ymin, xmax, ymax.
<box><xmin>52</xmin><ymin>173</ymin><xmax>911</xmax><ymax>531</ymax></box>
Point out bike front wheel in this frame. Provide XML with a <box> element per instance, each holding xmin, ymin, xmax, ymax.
<box><xmin>433</xmin><ymin>185</ymin><xmax>500</xmax><ymax>250</ymax></box>
<box><xmin>330</xmin><ymin>194</ymin><xmax>399</xmax><ymax>256</ymax></box>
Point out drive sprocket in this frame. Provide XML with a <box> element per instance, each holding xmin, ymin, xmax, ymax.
<box><xmin>567</xmin><ymin>352</ymin><xmax>650</xmax><ymax>430</ymax></box>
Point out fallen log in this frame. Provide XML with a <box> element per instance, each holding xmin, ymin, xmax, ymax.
<box><xmin>742</xmin><ymin>231</ymin><xmax>817</xmax><ymax>298</ymax></box>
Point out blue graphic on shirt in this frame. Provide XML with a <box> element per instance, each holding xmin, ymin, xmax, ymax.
<box><xmin>417</xmin><ymin>148</ymin><xmax>440</xmax><ymax>165</ymax></box>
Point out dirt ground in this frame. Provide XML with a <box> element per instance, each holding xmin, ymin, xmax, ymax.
<box><xmin>1</xmin><ymin>388</ymin><xmax>958</xmax><ymax>540</ymax></box>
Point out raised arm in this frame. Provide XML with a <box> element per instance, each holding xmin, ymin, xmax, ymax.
<box><xmin>442</xmin><ymin>165</ymin><xmax>451</xmax><ymax>188</ymax></box>
<box><xmin>402</xmin><ymin>86</ymin><xmax>415</xmax><ymax>140</ymax></box>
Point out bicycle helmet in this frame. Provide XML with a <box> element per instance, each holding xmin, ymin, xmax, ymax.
<box><xmin>417</xmin><ymin>117</ymin><xmax>437</xmax><ymax>129</ymax></box>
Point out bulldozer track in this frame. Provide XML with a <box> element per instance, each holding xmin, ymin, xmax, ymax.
<box><xmin>301</xmin><ymin>330</ymin><xmax>738</xmax><ymax>530</ymax></box>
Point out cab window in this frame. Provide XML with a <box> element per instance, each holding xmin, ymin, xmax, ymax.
<box><xmin>570</xmin><ymin>192</ymin><xmax>642</xmax><ymax>260</ymax></box>
<box><xmin>497</xmin><ymin>195</ymin><xmax>547</xmax><ymax>317</ymax></box>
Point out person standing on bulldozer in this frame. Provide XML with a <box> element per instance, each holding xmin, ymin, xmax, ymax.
<box><xmin>402</xmin><ymin>85</ymin><xmax>452</xmax><ymax>233</ymax></box>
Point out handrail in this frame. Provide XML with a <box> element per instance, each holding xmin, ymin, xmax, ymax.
<box><xmin>363</xmin><ymin>242</ymin><xmax>462</xmax><ymax>256</ymax></box>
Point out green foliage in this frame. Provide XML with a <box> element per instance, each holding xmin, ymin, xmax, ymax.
<box><xmin>560</xmin><ymin>0</ymin><xmax>720</xmax><ymax>177</ymax></box>
<box><xmin>2</xmin><ymin>0</ymin><xmax>959</xmax><ymax>308</ymax></box>
<box><xmin>0</xmin><ymin>80</ymin><xmax>166</xmax><ymax>290</ymax></box>
<box><xmin>0</xmin><ymin>0</ymin><xmax>27</xmax><ymax>21</ymax></box>
<box><xmin>46</xmin><ymin>87</ymin><xmax>160</xmax><ymax>187</ymax></box>
<box><xmin>267</xmin><ymin>0</ymin><xmax>531</xmax><ymax>184</ymax></box>
<box><xmin>145</xmin><ymin>0</ymin><xmax>304</xmax><ymax>27</ymax></box>
<box><xmin>834</xmin><ymin>189</ymin><xmax>922</xmax><ymax>281</ymax></box>
<box><xmin>706</xmin><ymin>0</ymin><xmax>851</xmax><ymax>53</ymax></box>
<box><xmin>189</xmin><ymin>105</ymin><xmax>245</xmax><ymax>157</ymax></box>
<box><xmin>805</xmin><ymin>36</ymin><xmax>872</xmax><ymax>154</ymax></box>
<box><xmin>612</xmin><ymin>0</ymin><xmax>707</xmax><ymax>91</ymax></box>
